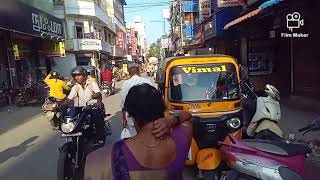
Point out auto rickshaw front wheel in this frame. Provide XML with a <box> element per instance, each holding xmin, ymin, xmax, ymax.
<box><xmin>197</xmin><ymin>169</ymin><xmax>219</xmax><ymax>180</ymax></box>
<box><xmin>203</xmin><ymin>170</ymin><xmax>219</xmax><ymax>180</ymax></box>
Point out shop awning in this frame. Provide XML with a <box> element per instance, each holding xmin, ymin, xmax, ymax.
<box><xmin>224</xmin><ymin>0</ymin><xmax>286</xmax><ymax>30</ymax></box>
<box><xmin>259</xmin><ymin>0</ymin><xmax>285</xmax><ymax>9</ymax></box>
<box><xmin>224</xmin><ymin>9</ymin><xmax>262</xmax><ymax>30</ymax></box>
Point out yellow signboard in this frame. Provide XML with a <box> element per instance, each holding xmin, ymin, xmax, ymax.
<box><xmin>59</xmin><ymin>42</ymin><xmax>65</xmax><ymax>57</ymax></box>
<box><xmin>13</xmin><ymin>45</ymin><xmax>20</xmax><ymax>60</ymax></box>
<box><xmin>182</xmin><ymin>65</ymin><xmax>227</xmax><ymax>73</ymax></box>
<box><xmin>123</xmin><ymin>63</ymin><xmax>128</xmax><ymax>73</ymax></box>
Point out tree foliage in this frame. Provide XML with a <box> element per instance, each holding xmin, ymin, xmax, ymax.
<box><xmin>147</xmin><ymin>38</ymin><xmax>161</xmax><ymax>60</ymax></box>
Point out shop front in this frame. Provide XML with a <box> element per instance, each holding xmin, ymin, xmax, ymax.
<box><xmin>224</xmin><ymin>0</ymin><xmax>319</xmax><ymax>99</ymax></box>
<box><xmin>0</xmin><ymin>1</ymin><xmax>64</xmax><ymax>87</ymax></box>
<box><xmin>202</xmin><ymin>7</ymin><xmax>242</xmax><ymax>55</ymax></box>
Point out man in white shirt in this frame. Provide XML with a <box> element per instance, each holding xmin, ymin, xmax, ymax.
<box><xmin>121</xmin><ymin>63</ymin><xmax>153</xmax><ymax>136</ymax></box>
<box><xmin>60</xmin><ymin>67</ymin><xmax>105</xmax><ymax>143</ymax></box>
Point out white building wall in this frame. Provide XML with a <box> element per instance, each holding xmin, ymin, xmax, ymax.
<box><xmin>67</xmin><ymin>19</ymin><xmax>75</xmax><ymax>39</ymax></box>
<box><xmin>64</xmin><ymin>0</ymin><xmax>115</xmax><ymax>33</ymax></box>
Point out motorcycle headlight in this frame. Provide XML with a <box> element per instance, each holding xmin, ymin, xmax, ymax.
<box><xmin>61</xmin><ymin>122</ymin><xmax>76</xmax><ymax>133</ymax></box>
<box><xmin>45</xmin><ymin>111</ymin><xmax>55</xmax><ymax>121</ymax></box>
<box><xmin>227</xmin><ymin>117</ymin><xmax>241</xmax><ymax>129</ymax></box>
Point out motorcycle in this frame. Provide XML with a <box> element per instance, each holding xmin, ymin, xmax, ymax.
<box><xmin>241</xmin><ymin>79</ymin><xmax>282</xmax><ymax>140</ymax></box>
<box><xmin>219</xmin><ymin>118</ymin><xmax>320</xmax><ymax>180</ymax></box>
<box><xmin>101</xmin><ymin>80</ymin><xmax>115</xmax><ymax>96</ymax></box>
<box><xmin>15</xmin><ymin>82</ymin><xmax>49</xmax><ymax>107</ymax></box>
<box><xmin>57</xmin><ymin>100</ymin><xmax>112</xmax><ymax>180</ymax></box>
<box><xmin>42</xmin><ymin>97</ymin><xmax>61</xmax><ymax>130</ymax></box>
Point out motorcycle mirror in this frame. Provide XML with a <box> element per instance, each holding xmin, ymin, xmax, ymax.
<box><xmin>91</xmin><ymin>93</ymin><xmax>101</xmax><ymax>99</ymax></box>
<box><xmin>240</xmin><ymin>65</ymin><xmax>249</xmax><ymax>81</ymax></box>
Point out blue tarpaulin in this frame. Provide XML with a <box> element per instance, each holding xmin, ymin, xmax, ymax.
<box><xmin>182</xmin><ymin>1</ymin><xmax>198</xmax><ymax>13</ymax></box>
<box><xmin>183</xmin><ymin>24</ymin><xmax>196</xmax><ymax>37</ymax></box>
<box><xmin>259</xmin><ymin>0</ymin><xmax>285</xmax><ymax>9</ymax></box>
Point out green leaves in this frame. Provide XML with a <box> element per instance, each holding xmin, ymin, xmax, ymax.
<box><xmin>147</xmin><ymin>38</ymin><xmax>161</xmax><ymax>60</ymax></box>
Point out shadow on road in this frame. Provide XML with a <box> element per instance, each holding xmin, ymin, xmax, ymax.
<box><xmin>105</xmin><ymin>111</ymin><xmax>122</xmax><ymax>145</ymax></box>
<box><xmin>0</xmin><ymin>136</ymin><xmax>39</xmax><ymax>164</ymax></box>
<box><xmin>0</xmin><ymin>105</ymin><xmax>42</xmax><ymax>135</ymax></box>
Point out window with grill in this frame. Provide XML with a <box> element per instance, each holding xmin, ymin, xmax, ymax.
<box><xmin>74</xmin><ymin>22</ymin><xmax>84</xmax><ymax>38</ymax></box>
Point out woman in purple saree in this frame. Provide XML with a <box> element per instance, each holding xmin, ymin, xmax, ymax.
<box><xmin>85</xmin><ymin>83</ymin><xmax>193</xmax><ymax>180</ymax></box>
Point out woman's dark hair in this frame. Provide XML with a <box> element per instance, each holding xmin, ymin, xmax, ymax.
<box><xmin>124</xmin><ymin>83</ymin><xmax>165</xmax><ymax>126</ymax></box>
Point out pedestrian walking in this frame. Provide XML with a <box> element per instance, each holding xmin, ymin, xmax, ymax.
<box><xmin>120</xmin><ymin>63</ymin><xmax>153</xmax><ymax>137</ymax></box>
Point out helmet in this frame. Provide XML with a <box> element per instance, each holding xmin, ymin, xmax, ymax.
<box><xmin>71</xmin><ymin>67</ymin><xmax>87</xmax><ymax>77</ymax></box>
<box><xmin>51</xmin><ymin>71</ymin><xmax>59</xmax><ymax>78</ymax></box>
<box><xmin>265</xmin><ymin>84</ymin><xmax>280</xmax><ymax>101</ymax></box>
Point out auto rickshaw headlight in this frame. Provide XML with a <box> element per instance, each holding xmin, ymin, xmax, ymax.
<box><xmin>227</xmin><ymin>117</ymin><xmax>241</xmax><ymax>129</ymax></box>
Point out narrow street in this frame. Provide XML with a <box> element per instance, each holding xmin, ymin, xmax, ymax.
<box><xmin>0</xmin><ymin>78</ymin><xmax>195</xmax><ymax>180</ymax></box>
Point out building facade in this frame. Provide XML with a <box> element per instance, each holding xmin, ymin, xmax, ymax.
<box><xmin>52</xmin><ymin>0</ymin><xmax>126</xmax><ymax>76</ymax></box>
<box><xmin>170</xmin><ymin>0</ymin><xmax>199</xmax><ymax>54</ymax></box>
<box><xmin>224</xmin><ymin>0</ymin><xmax>319</xmax><ymax>100</ymax></box>
<box><xmin>127</xmin><ymin>16</ymin><xmax>147</xmax><ymax>62</ymax></box>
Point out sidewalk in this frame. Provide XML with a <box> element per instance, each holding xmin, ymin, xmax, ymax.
<box><xmin>280</xmin><ymin>98</ymin><xmax>320</xmax><ymax>141</ymax></box>
<box><xmin>0</xmin><ymin>105</ymin><xmax>42</xmax><ymax>135</ymax></box>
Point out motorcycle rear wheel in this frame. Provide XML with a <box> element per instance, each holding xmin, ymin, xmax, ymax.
<box><xmin>15</xmin><ymin>100</ymin><xmax>25</xmax><ymax>107</ymax></box>
<box><xmin>57</xmin><ymin>142</ymin><xmax>77</xmax><ymax>180</ymax></box>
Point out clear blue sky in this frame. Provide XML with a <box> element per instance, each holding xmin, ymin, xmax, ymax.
<box><xmin>124</xmin><ymin>0</ymin><xmax>171</xmax><ymax>45</ymax></box>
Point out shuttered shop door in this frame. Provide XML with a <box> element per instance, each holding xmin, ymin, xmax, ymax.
<box><xmin>293</xmin><ymin>39</ymin><xmax>320</xmax><ymax>99</ymax></box>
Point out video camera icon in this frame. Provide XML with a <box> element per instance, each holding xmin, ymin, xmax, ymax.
<box><xmin>287</xmin><ymin>12</ymin><xmax>304</xmax><ymax>32</ymax></box>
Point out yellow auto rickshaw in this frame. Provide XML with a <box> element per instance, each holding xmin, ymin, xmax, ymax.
<box><xmin>157</xmin><ymin>55</ymin><xmax>243</xmax><ymax>179</ymax></box>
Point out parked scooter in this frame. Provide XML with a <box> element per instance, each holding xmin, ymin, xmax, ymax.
<box><xmin>219</xmin><ymin>118</ymin><xmax>320</xmax><ymax>180</ymax></box>
<box><xmin>240</xmin><ymin>67</ymin><xmax>282</xmax><ymax>140</ymax></box>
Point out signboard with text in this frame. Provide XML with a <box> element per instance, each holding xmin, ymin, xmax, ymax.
<box><xmin>78</xmin><ymin>39</ymin><xmax>102</xmax><ymax>51</ymax></box>
<box><xmin>217</xmin><ymin>0</ymin><xmax>246</xmax><ymax>8</ymax></box>
<box><xmin>0</xmin><ymin>1</ymin><xmax>64</xmax><ymax>38</ymax></box>
<box><xmin>161</xmin><ymin>38</ymin><xmax>169</xmax><ymax>49</ymax></box>
<box><xmin>117</xmin><ymin>32</ymin><xmax>124</xmax><ymax>49</ymax></box>
<box><xmin>199</xmin><ymin>0</ymin><xmax>211</xmax><ymax>22</ymax></box>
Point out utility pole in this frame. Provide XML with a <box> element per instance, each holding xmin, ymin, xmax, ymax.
<box><xmin>179</xmin><ymin>0</ymin><xmax>184</xmax><ymax>53</ymax></box>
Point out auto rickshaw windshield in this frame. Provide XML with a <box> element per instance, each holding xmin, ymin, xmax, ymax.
<box><xmin>168</xmin><ymin>63</ymin><xmax>239</xmax><ymax>102</ymax></box>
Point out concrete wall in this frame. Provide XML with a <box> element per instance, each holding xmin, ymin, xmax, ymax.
<box><xmin>19</xmin><ymin>0</ymin><xmax>54</xmax><ymax>15</ymax></box>
<box><xmin>52</xmin><ymin>53</ymin><xmax>77</xmax><ymax>77</ymax></box>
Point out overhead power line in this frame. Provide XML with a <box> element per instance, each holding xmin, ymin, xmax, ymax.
<box><xmin>124</xmin><ymin>4</ymin><xmax>172</xmax><ymax>9</ymax></box>
<box><xmin>125</xmin><ymin>1</ymin><xmax>173</xmax><ymax>6</ymax></box>
<box><xmin>125</xmin><ymin>7</ymin><xmax>151</xmax><ymax>14</ymax></box>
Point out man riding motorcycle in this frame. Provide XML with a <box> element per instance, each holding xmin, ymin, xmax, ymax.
<box><xmin>59</xmin><ymin>67</ymin><xmax>106</xmax><ymax>144</ymax></box>
<box><xmin>101</xmin><ymin>67</ymin><xmax>113</xmax><ymax>85</ymax></box>
<box><xmin>44</xmin><ymin>71</ymin><xmax>69</xmax><ymax>101</ymax></box>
